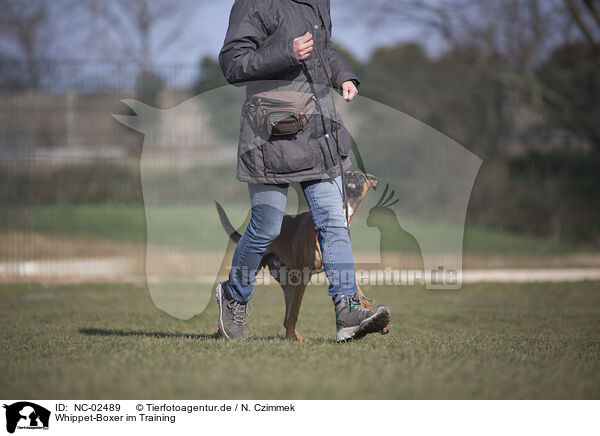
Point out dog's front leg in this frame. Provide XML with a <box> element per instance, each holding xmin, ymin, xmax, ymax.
<box><xmin>263</xmin><ymin>253</ymin><xmax>309</xmax><ymax>342</ymax></box>
<box><xmin>282</xmin><ymin>283</ymin><xmax>309</xmax><ymax>342</ymax></box>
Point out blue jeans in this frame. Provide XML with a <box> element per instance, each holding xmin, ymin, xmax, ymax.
<box><xmin>223</xmin><ymin>176</ymin><xmax>358</xmax><ymax>304</ymax></box>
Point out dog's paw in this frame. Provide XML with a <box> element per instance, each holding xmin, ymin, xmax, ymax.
<box><xmin>285</xmin><ymin>330</ymin><xmax>309</xmax><ymax>342</ymax></box>
<box><xmin>295</xmin><ymin>331</ymin><xmax>310</xmax><ymax>343</ymax></box>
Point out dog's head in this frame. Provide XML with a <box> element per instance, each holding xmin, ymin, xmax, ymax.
<box><xmin>343</xmin><ymin>171</ymin><xmax>379</xmax><ymax>224</ymax></box>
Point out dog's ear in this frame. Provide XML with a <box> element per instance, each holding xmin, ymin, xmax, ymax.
<box><xmin>365</xmin><ymin>174</ymin><xmax>379</xmax><ymax>190</ymax></box>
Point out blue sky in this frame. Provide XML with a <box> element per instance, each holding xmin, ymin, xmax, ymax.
<box><xmin>157</xmin><ymin>0</ymin><xmax>432</xmax><ymax>65</ymax></box>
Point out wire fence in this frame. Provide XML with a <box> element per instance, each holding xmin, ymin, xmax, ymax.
<box><xmin>1</xmin><ymin>60</ymin><xmax>599</xmax><ymax>282</ymax></box>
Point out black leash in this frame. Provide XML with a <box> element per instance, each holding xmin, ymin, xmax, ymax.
<box><xmin>295</xmin><ymin>4</ymin><xmax>350</xmax><ymax>235</ymax></box>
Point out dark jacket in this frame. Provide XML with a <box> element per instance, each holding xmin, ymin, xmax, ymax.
<box><xmin>219</xmin><ymin>0</ymin><xmax>360</xmax><ymax>184</ymax></box>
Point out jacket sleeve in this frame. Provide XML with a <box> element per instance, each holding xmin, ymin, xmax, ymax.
<box><xmin>328</xmin><ymin>46</ymin><xmax>360</xmax><ymax>89</ymax></box>
<box><xmin>219</xmin><ymin>0</ymin><xmax>301</xmax><ymax>85</ymax></box>
<box><xmin>325</xmin><ymin>0</ymin><xmax>360</xmax><ymax>90</ymax></box>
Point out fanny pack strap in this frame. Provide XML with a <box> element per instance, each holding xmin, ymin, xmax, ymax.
<box><xmin>294</xmin><ymin>3</ymin><xmax>350</xmax><ymax>236</ymax></box>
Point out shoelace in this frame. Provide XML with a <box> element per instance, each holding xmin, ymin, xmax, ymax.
<box><xmin>227</xmin><ymin>300</ymin><xmax>248</xmax><ymax>326</ymax></box>
<box><xmin>358</xmin><ymin>294</ymin><xmax>375</xmax><ymax>306</ymax></box>
<box><xmin>346</xmin><ymin>295</ymin><xmax>372</xmax><ymax>314</ymax></box>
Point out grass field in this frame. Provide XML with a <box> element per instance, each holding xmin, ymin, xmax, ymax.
<box><xmin>2</xmin><ymin>204</ymin><xmax>591</xmax><ymax>255</ymax></box>
<box><xmin>1</xmin><ymin>281</ymin><xmax>599</xmax><ymax>399</ymax></box>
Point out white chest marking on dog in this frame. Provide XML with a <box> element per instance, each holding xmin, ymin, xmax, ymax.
<box><xmin>346</xmin><ymin>203</ymin><xmax>354</xmax><ymax>218</ymax></box>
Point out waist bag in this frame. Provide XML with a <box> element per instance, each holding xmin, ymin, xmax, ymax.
<box><xmin>247</xmin><ymin>90</ymin><xmax>317</xmax><ymax>136</ymax></box>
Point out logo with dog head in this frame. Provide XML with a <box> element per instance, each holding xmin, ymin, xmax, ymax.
<box><xmin>113</xmin><ymin>81</ymin><xmax>482</xmax><ymax>320</ymax></box>
<box><xmin>3</xmin><ymin>402</ymin><xmax>50</xmax><ymax>434</ymax></box>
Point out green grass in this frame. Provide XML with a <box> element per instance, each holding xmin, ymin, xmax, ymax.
<box><xmin>1</xmin><ymin>281</ymin><xmax>599</xmax><ymax>399</ymax></box>
<box><xmin>2</xmin><ymin>204</ymin><xmax>593</xmax><ymax>255</ymax></box>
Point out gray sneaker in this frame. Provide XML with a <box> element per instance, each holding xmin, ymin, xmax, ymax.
<box><xmin>216</xmin><ymin>283</ymin><xmax>249</xmax><ymax>340</ymax></box>
<box><xmin>335</xmin><ymin>295</ymin><xmax>390</xmax><ymax>342</ymax></box>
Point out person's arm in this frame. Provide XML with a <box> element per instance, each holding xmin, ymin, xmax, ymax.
<box><xmin>328</xmin><ymin>46</ymin><xmax>360</xmax><ymax>90</ymax></box>
<box><xmin>325</xmin><ymin>0</ymin><xmax>360</xmax><ymax>99</ymax></box>
<box><xmin>219</xmin><ymin>0</ymin><xmax>300</xmax><ymax>85</ymax></box>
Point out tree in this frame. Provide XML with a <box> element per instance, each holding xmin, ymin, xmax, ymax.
<box><xmin>193</xmin><ymin>57</ymin><xmax>228</xmax><ymax>95</ymax></box>
<box><xmin>87</xmin><ymin>0</ymin><xmax>199</xmax><ymax>69</ymax></box>
<box><xmin>0</xmin><ymin>0</ymin><xmax>106</xmax><ymax>89</ymax></box>
<box><xmin>564</xmin><ymin>0</ymin><xmax>600</xmax><ymax>50</ymax></box>
<box><xmin>351</xmin><ymin>0</ymin><xmax>569</xmax><ymax>70</ymax></box>
<box><xmin>537</xmin><ymin>41</ymin><xmax>600</xmax><ymax>149</ymax></box>
<box><xmin>88</xmin><ymin>0</ymin><xmax>202</xmax><ymax>104</ymax></box>
<box><xmin>347</xmin><ymin>0</ymin><xmax>578</xmax><ymax>156</ymax></box>
<box><xmin>135</xmin><ymin>70</ymin><xmax>165</xmax><ymax>108</ymax></box>
<box><xmin>0</xmin><ymin>0</ymin><xmax>61</xmax><ymax>88</ymax></box>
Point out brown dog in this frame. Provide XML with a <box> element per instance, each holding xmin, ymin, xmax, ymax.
<box><xmin>216</xmin><ymin>171</ymin><xmax>379</xmax><ymax>341</ymax></box>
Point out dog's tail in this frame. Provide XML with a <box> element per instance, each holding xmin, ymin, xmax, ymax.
<box><xmin>215</xmin><ymin>201</ymin><xmax>242</xmax><ymax>243</ymax></box>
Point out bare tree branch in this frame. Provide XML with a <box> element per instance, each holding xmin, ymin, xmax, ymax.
<box><xmin>583</xmin><ymin>0</ymin><xmax>600</xmax><ymax>29</ymax></box>
<box><xmin>86</xmin><ymin>0</ymin><xmax>200</xmax><ymax>68</ymax></box>
<box><xmin>565</xmin><ymin>0</ymin><xmax>599</xmax><ymax>48</ymax></box>
<box><xmin>352</xmin><ymin>0</ymin><xmax>570</xmax><ymax>69</ymax></box>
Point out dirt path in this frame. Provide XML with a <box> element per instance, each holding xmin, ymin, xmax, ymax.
<box><xmin>2</xmin><ymin>232</ymin><xmax>600</xmax><ymax>284</ymax></box>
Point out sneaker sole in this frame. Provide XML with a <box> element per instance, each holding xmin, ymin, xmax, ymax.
<box><xmin>215</xmin><ymin>283</ymin><xmax>230</xmax><ymax>340</ymax></box>
<box><xmin>336</xmin><ymin>306</ymin><xmax>391</xmax><ymax>342</ymax></box>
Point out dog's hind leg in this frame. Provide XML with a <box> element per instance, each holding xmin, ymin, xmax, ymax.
<box><xmin>262</xmin><ymin>253</ymin><xmax>283</xmax><ymax>283</ymax></box>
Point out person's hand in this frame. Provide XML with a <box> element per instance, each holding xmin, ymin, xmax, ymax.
<box><xmin>342</xmin><ymin>81</ymin><xmax>358</xmax><ymax>101</ymax></box>
<box><xmin>293</xmin><ymin>32</ymin><xmax>313</xmax><ymax>61</ymax></box>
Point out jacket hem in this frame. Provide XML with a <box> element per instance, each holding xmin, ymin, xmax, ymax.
<box><xmin>237</xmin><ymin>157</ymin><xmax>352</xmax><ymax>185</ymax></box>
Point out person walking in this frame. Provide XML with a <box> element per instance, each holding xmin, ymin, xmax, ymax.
<box><xmin>216</xmin><ymin>0</ymin><xmax>390</xmax><ymax>341</ymax></box>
